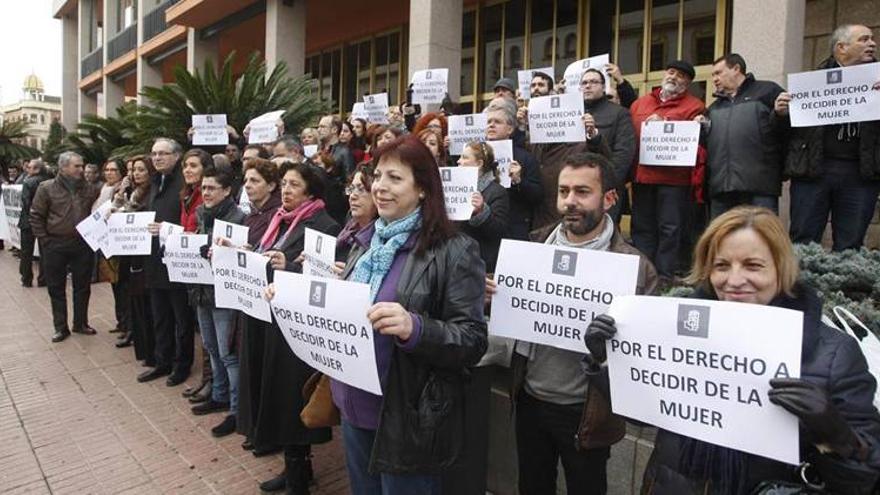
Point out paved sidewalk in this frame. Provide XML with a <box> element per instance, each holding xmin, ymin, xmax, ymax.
<box><xmin>0</xmin><ymin>251</ymin><xmax>350</xmax><ymax>494</ymax></box>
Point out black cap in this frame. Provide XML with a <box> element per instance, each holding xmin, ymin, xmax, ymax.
<box><xmin>666</xmin><ymin>60</ymin><xmax>695</xmax><ymax>80</ymax></box>
<box><xmin>493</xmin><ymin>77</ymin><xmax>517</xmax><ymax>94</ymax></box>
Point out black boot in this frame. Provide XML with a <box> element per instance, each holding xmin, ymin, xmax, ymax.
<box><xmin>284</xmin><ymin>446</ymin><xmax>311</xmax><ymax>495</ymax></box>
<box><xmin>259</xmin><ymin>471</ymin><xmax>286</xmax><ymax>492</ymax></box>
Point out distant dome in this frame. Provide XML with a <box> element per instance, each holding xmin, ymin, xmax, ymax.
<box><xmin>23</xmin><ymin>73</ymin><xmax>44</xmax><ymax>93</ymax></box>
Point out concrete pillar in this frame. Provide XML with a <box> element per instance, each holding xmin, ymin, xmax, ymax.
<box><xmin>77</xmin><ymin>0</ymin><xmax>93</xmax><ymax>79</ymax></box>
<box><xmin>730</xmin><ymin>0</ymin><xmax>805</xmax><ymax>86</ymax></box>
<box><xmin>265</xmin><ymin>0</ymin><xmax>306</xmax><ymax>76</ymax></box>
<box><xmin>407</xmin><ymin>0</ymin><xmax>463</xmax><ymax>100</ymax></box>
<box><xmin>187</xmin><ymin>28</ymin><xmax>219</xmax><ymax>73</ymax></box>
<box><xmin>61</xmin><ymin>12</ymin><xmax>79</xmax><ymax>129</ymax></box>
<box><xmin>100</xmin><ymin>77</ymin><xmax>126</xmax><ymax>118</ymax></box>
<box><xmin>136</xmin><ymin>0</ymin><xmax>163</xmax><ymax>105</ymax></box>
<box><xmin>78</xmin><ymin>91</ymin><xmax>98</xmax><ymax>120</ymax></box>
<box><xmin>103</xmin><ymin>0</ymin><xmax>119</xmax><ymax>66</ymax></box>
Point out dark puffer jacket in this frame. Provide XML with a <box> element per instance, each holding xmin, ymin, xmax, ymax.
<box><xmin>189</xmin><ymin>196</ymin><xmax>246</xmax><ymax>306</ymax></box>
<box><xmin>704</xmin><ymin>74</ymin><xmax>786</xmax><ymax>196</ymax></box>
<box><xmin>642</xmin><ymin>285</ymin><xmax>880</xmax><ymax>495</ymax></box>
<box><xmin>783</xmin><ymin>57</ymin><xmax>880</xmax><ymax>181</ymax></box>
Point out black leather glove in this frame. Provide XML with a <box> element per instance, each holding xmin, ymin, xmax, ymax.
<box><xmin>768</xmin><ymin>378</ymin><xmax>861</xmax><ymax>457</ymax></box>
<box><xmin>199</xmin><ymin>243</ymin><xmax>210</xmax><ymax>260</ymax></box>
<box><xmin>584</xmin><ymin>314</ymin><xmax>616</xmax><ymax>365</ymax></box>
<box><xmin>157</xmin><ymin>244</ymin><xmax>166</xmax><ymax>258</ymax></box>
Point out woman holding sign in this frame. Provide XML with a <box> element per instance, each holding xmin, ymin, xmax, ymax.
<box><xmin>457</xmin><ymin>141</ymin><xmax>510</xmax><ymax>272</ymax></box>
<box><xmin>335</xmin><ymin>135</ymin><xmax>487</xmax><ymax>494</ymax></box>
<box><xmin>584</xmin><ymin>207</ymin><xmax>880</xmax><ymax>494</ymax></box>
<box><xmin>179</xmin><ymin>149</ymin><xmax>209</xmax><ymax>232</ymax></box>
<box><xmin>254</xmin><ymin>161</ymin><xmax>340</xmax><ymax>494</ymax></box>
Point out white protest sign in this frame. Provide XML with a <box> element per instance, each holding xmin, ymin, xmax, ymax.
<box><xmin>447</xmin><ymin>113</ymin><xmax>488</xmax><ymax>155</ymax></box>
<box><xmin>517</xmin><ymin>67</ymin><xmax>554</xmax><ymax>100</ymax></box>
<box><xmin>411</xmin><ymin>69</ymin><xmax>449</xmax><ymax>105</ymax></box>
<box><xmin>158</xmin><ymin>221</ymin><xmax>184</xmax><ymax>248</ymax></box>
<box><xmin>192</xmin><ymin>114</ymin><xmax>229</xmax><ymax>146</ymax></box>
<box><xmin>303</xmin><ymin>227</ymin><xmax>337</xmax><ymax>279</ymax></box>
<box><xmin>238</xmin><ymin>190</ymin><xmax>251</xmax><ymax>216</ymax></box>
<box><xmin>247</xmin><ymin>110</ymin><xmax>285</xmax><ymax>144</ymax></box>
<box><xmin>350</xmin><ymin>102</ymin><xmax>369</xmax><ymax>121</ymax></box>
<box><xmin>164</xmin><ymin>233</ymin><xmax>214</xmax><ymax>285</ymax></box>
<box><xmin>528</xmin><ymin>93</ymin><xmax>586</xmax><ymax>144</ymax></box>
<box><xmin>271</xmin><ymin>271</ymin><xmax>382</xmax><ymax>395</ymax></box>
<box><xmin>563</xmin><ymin>53</ymin><xmax>611</xmax><ymax>93</ymax></box>
<box><xmin>363</xmin><ymin>93</ymin><xmax>389</xmax><ymax>124</ymax></box>
<box><xmin>303</xmin><ymin>144</ymin><xmax>319</xmax><ymax>159</ymax></box>
<box><xmin>104</xmin><ymin>211</ymin><xmax>155</xmax><ymax>256</ymax></box>
<box><xmin>486</xmin><ymin>139</ymin><xmax>513</xmax><ymax>188</ymax></box>
<box><xmin>489</xmin><ymin>239</ymin><xmax>639</xmax><ymax>352</ymax></box>
<box><xmin>440</xmin><ymin>167</ymin><xmax>478</xmax><ymax>221</ymax></box>
<box><xmin>606</xmin><ymin>295</ymin><xmax>803</xmax><ymax>465</ymax></box>
<box><xmin>0</xmin><ymin>185</ymin><xmax>24</xmax><ymax>248</ymax></box>
<box><xmin>76</xmin><ymin>201</ymin><xmax>111</xmax><ymax>252</ymax></box>
<box><xmin>212</xmin><ymin>246</ymin><xmax>272</xmax><ymax>322</ymax></box>
<box><xmin>0</xmin><ymin>192</ymin><xmax>10</xmax><ymax>242</ymax></box>
<box><xmin>787</xmin><ymin>62</ymin><xmax>880</xmax><ymax>127</ymax></box>
<box><xmin>638</xmin><ymin>121</ymin><xmax>701</xmax><ymax>166</ymax></box>
<box><xmin>212</xmin><ymin>219</ymin><xmax>249</xmax><ymax>248</ymax></box>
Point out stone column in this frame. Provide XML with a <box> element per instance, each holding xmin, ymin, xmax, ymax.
<box><xmin>100</xmin><ymin>0</ymin><xmax>123</xmax><ymax>117</ymax></box>
<box><xmin>730</xmin><ymin>0</ymin><xmax>805</xmax><ymax>86</ymax></box>
<box><xmin>77</xmin><ymin>0</ymin><xmax>98</xmax><ymax>120</ymax></box>
<box><xmin>265</xmin><ymin>0</ymin><xmax>306</xmax><ymax>76</ymax></box>
<box><xmin>136</xmin><ymin>0</ymin><xmax>163</xmax><ymax>105</ymax></box>
<box><xmin>61</xmin><ymin>12</ymin><xmax>79</xmax><ymax>129</ymax></box>
<box><xmin>187</xmin><ymin>28</ymin><xmax>219</xmax><ymax>74</ymax></box>
<box><xmin>408</xmin><ymin>0</ymin><xmax>463</xmax><ymax>101</ymax></box>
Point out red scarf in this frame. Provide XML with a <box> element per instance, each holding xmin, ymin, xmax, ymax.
<box><xmin>259</xmin><ymin>198</ymin><xmax>326</xmax><ymax>251</ymax></box>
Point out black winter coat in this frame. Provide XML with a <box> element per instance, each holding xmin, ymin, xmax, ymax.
<box><xmin>190</xmin><ymin>197</ymin><xmax>247</xmax><ymax>306</ymax></box>
<box><xmin>583</xmin><ymin>96</ymin><xmax>636</xmax><ymax>186</ymax></box>
<box><xmin>507</xmin><ymin>144</ymin><xmax>543</xmax><ymax>241</ymax></box>
<box><xmin>341</xmin><ymin>232</ymin><xmax>488</xmax><ymax>474</ymax></box>
<box><xmin>19</xmin><ymin>171</ymin><xmax>51</xmax><ymax>230</ymax></box>
<box><xmin>458</xmin><ymin>179</ymin><xmax>509</xmax><ymax>272</ymax></box>
<box><xmin>704</xmin><ymin>74</ymin><xmax>786</xmax><ymax>196</ymax></box>
<box><xmin>784</xmin><ymin>57</ymin><xmax>880</xmax><ymax>181</ymax></box>
<box><xmin>643</xmin><ymin>285</ymin><xmax>880</xmax><ymax>495</ymax></box>
<box><xmin>144</xmin><ymin>165</ymin><xmax>185</xmax><ymax>289</ymax></box>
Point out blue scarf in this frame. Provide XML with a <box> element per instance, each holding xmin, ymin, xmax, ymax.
<box><xmin>350</xmin><ymin>208</ymin><xmax>422</xmax><ymax>301</ymax></box>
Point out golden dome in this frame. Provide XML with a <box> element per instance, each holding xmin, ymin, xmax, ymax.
<box><xmin>23</xmin><ymin>73</ymin><xmax>44</xmax><ymax>93</ymax></box>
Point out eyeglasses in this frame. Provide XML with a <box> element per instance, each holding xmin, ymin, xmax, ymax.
<box><xmin>345</xmin><ymin>184</ymin><xmax>368</xmax><ymax>196</ymax></box>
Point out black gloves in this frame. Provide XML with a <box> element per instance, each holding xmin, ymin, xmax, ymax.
<box><xmin>769</xmin><ymin>378</ymin><xmax>861</xmax><ymax>458</ymax></box>
<box><xmin>199</xmin><ymin>243</ymin><xmax>210</xmax><ymax>260</ymax></box>
<box><xmin>584</xmin><ymin>315</ymin><xmax>616</xmax><ymax>366</ymax></box>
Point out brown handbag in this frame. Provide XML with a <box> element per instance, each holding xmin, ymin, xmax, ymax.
<box><xmin>300</xmin><ymin>372</ymin><xmax>340</xmax><ymax>428</ymax></box>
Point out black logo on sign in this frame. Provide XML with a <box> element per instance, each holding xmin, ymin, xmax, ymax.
<box><xmin>226</xmin><ymin>225</ymin><xmax>233</xmax><ymax>238</ymax></box>
<box><xmin>551</xmin><ymin>250</ymin><xmax>578</xmax><ymax>276</ymax></box>
<box><xmin>826</xmin><ymin>70</ymin><xmax>843</xmax><ymax>84</ymax></box>
<box><xmin>551</xmin><ymin>96</ymin><xmax>560</xmax><ymax>109</ymax></box>
<box><xmin>126</xmin><ymin>214</ymin><xmax>135</xmax><ymax>224</ymax></box>
<box><xmin>663</xmin><ymin>123</ymin><xmax>675</xmax><ymax>133</ymax></box>
<box><xmin>181</xmin><ymin>236</ymin><xmax>188</xmax><ymax>248</ymax></box>
<box><xmin>465</xmin><ymin>116</ymin><xmax>474</xmax><ymax>126</ymax></box>
<box><xmin>237</xmin><ymin>252</ymin><xmax>247</xmax><ymax>268</ymax></box>
<box><xmin>309</xmin><ymin>281</ymin><xmax>327</xmax><ymax>308</ymax></box>
<box><xmin>582</xmin><ymin>60</ymin><xmax>591</xmax><ymax>69</ymax></box>
<box><xmin>441</xmin><ymin>169</ymin><xmax>452</xmax><ymax>181</ymax></box>
<box><xmin>368</xmin><ymin>96</ymin><xmax>375</xmax><ymax>104</ymax></box>
<box><xmin>426</xmin><ymin>71</ymin><xmax>432</xmax><ymax>80</ymax></box>
<box><xmin>677</xmin><ymin>305</ymin><xmax>710</xmax><ymax>338</ymax></box>
<box><xmin>315</xmin><ymin>236</ymin><xmax>323</xmax><ymax>254</ymax></box>
<box><xmin>206</xmin><ymin>115</ymin><xmax>214</xmax><ymax>123</ymax></box>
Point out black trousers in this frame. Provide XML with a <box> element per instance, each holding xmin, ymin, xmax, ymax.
<box><xmin>631</xmin><ymin>183</ymin><xmax>692</xmax><ymax>278</ymax></box>
<box><xmin>42</xmin><ymin>237</ymin><xmax>93</xmax><ymax>333</ymax></box>
<box><xmin>515</xmin><ymin>392</ymin><xmax>610</xmax><ymax>495</ymax></box>
<box><xmin>19</xmin><ymin>228</ymin><xmax>45</xmax><ymax>285</ymax></box>
<box><xmin>150</xmin><ymin>286</ymin><xmax>194</xmax><ymax>375</ymax></box>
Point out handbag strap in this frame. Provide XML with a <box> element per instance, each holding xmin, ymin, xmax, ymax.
<box><xmin>833</xmin><ymin>306</ymin><xmax>870</xmax><ymax>340</ymax></box>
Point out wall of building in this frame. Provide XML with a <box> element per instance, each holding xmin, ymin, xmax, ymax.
<box><xmin>803</xmin><ymin>0</ymin><xmax>880</xmax><ymax>70</ymax></box>
<box><xmin>305</xmin><ymin>0</ymin><xmax>408</xmax><ymax>53</ymax></box>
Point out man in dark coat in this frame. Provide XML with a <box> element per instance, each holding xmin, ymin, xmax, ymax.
<box><xmin>19</xmin><ymin>158</ymin><xmax>52</xmax><ymax>287</ymax></box>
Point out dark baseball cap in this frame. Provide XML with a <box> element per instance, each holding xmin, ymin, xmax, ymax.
<box><xmin>665</xmin><ymin>60</ymin><xmax>695</xmax><ymax>80</ymax></box>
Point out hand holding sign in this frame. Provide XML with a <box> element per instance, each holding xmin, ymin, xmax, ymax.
<box><xmin>368</xmin><ymin>302</ymin><xmax>413</xmax><ymax>340</ymax></box>
<box><xmin>584</xmin><ymin>314</ymin><xmax>616</xmax><ymax>364</ymax></box>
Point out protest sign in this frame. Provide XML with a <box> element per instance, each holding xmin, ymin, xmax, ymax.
<box><xmin>303</xmin><ymin>144</ymin><xmax>319</xmax><ymax>159</ymax></box>
<box><xmin>439</xmin><ymin>167</ymin><xmax>478</xmax><ymax>221</ymax></box>
<box><xmin>448</xmin><ymin>113</ymin><xmax>488</xmax><ymax>155</ymax></box>
<box><xmin>411</xmin><ymin>69</ymin><xmax>449</xmax><ymax>105</ymax></box>
<box><xmin>164</xmin><ymin>233</ymin><xmax>214</xmax><ymax>285</ymax></box>
<box><xmin>104</xmin><ymin>211</ymin><xmax>155</xmax><ymax>256</ymax></box>
<box><xmin>350</xmin><ymin>102</ymin><xmax>368</xmax><ymax>121</ymax></box>
<box><xmin>271</xmin><ymin>271</ymin><xmax>382</xmax><ymax>394</ymax></box>
<box><xmin>0</xmin><ymin>184</ymin><xmax>24</xmax><ymax>248</ymax></box>
<box><xmin>0</xmin><ymin>193</ymin><xmax>9</xmax><ymax>242</ymax></box>
<box><xmin>563</xmin><ymin>54</ymin><xmax>611</xmax><ymax>93</ymax></box>
<box><xmin>486</xmin><ymin>139</ymin><xmax>513</xmax><ymax>188</ymax></box>
<box><xmin>638</xmin><ymin>121</ymin><xmax>701</xmax><ymax>166</ymax></box>
<box><xmin>528</xmin><ymin>93</ymin><xmax>586</xmax><ymax>144</ymax></box>
<box><xmin>489</xmin><ymin>239</ymin><xmax>639</xmax><ymax>352</ymax></box>
<box><xmin>247</xmin><ymin>110</ymin><xmax>285</xmax><ymax>144</ymax></box>
<box><xmin>787</xmin><ymin>62</ymin><xmax>880</xmax><ymax>127</ymax></box>
<box><xmin>212</xmin><ymin>246</ymin><xmax>271</xmax><ymax>322</ymax></box>
<box><xmin>76</xmin><ymin>201</ymin><xmax>112</xmax><ymax>252</ymax></box>
<box><xmin>158</xmin><ymin>221</ymin><xmax>184</xmax><ymax>247</ymax></box>
<box><xmin>363</xmin><ymin>93</ymin><xmax>389</xmax><ymax>124</ymax></box>
<box><xmin>606</xmin><ymin>295</ymin><xmax>803</xmax><ymax>465</ymax></box>
<box><xmin>303</xmin><ymin>228</ymin><xmax>337</xmax><ymax>279</ymax></box>
<box><xmin>212</xmin><ymin>219</ymin><xmax>249</xmax><ymax>248</ymax></box>
<box><xmin>517</xmin><ymin>67</ymin><xmax>554</xmax><ymax>100</ymax></box>
<box><xmin>192</xmin><ymin>114</ymin><xmax>229</xmax><ymax>146</ymax></box>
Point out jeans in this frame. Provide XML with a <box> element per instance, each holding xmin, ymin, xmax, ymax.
<box><xmin>341</xmin><ymin>421</ymin><xmax>442</xmax><ymax>495</ymax></box>
<box><xmin>19</xmin><ymin>228</ymin><xmax>44</xmax><ymax>285</ymax></box>
<box><xmin>709</xmin><ymin>191</ymin><xmax>778</xmax><ymax>219</ymax></box>
<box><xmin>42</xmin><ymin>237</ymin><xmax>93</xmax><ymax>333</ymax></box>
<box><xmin>150</xmin><ymin>286</ymin><xmax>194</xmax><ymax>374</ymax></box>
<box><xmin>515</xmin><ymin>392</ymin><xmax>611</xmax><ymax>495</ymax></box>
<box><xmin>789</xmin><ymin>160</ymin><xmax>880</xmax><ymax>251</ymax></box>
<box><xmin>631</xmin><ymin>184</ymin><xmax>692</xmax><ymax>278</ymax></box>
<box><xmin>196</xmin><ymin>305</ymin><xmax>239</xmax><ymax>413</ymax></box>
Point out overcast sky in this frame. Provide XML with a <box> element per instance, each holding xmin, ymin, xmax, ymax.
<box><xmin>0</xmin><ymin>0</ymin><xmax>62</xmax><ymax>105</ymax></box>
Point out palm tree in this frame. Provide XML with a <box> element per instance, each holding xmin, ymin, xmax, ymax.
<box><xmin>0</xmin><ymin>120</ymin><xmax>40</xmax><ymax>179</ymax></box>
<box><xmin>63</xmin><ymin>102</ymin><xmax>139</xmax><ymax>165</ymax></box>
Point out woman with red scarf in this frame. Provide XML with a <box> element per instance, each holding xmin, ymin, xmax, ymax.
<box><xmin>250</xmin><ymin>161</ymin><xmax>340</xmax><ymax>495</ymax></box>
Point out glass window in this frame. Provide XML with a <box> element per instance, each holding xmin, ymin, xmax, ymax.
<box><xmin>555</xmin><ymin>0</ymin><xmax>579</xmax><ymax>80</ymax></box>
<box><xmin>343</xmin><ymin>44</ymin><xmax>359</xmax><ymax>111</ymax></box>
<box><xmin>589</xmin><ymin>0</ymin><xmax>615</xmax><ymax>57</ymax></box>
<box><xmin>650</xmin><ymin>0</ymin><xmax>678</xmax><ymax>71</ymax></box>
<box><xmin>461</xmin><ymin>10</ymin><xmax>476</xmax><ymax>97</ymax></box>
<box><xmin>618</xmin><ymin>0</ymin><xmax>646</xmax><ymax>74</ymax></box>
<box><xmin>683</xmin><ymin>0</ymin><xmax>716</xmax><ymax>65</ymax></box>
<box><xmin>529</xmin><ymin>0</ymin><xmax>554</xmax><ymax>69</ymax></box>
<box><xmin>503</xmin><ymin>0</ymin><xmax>526</xmax><ymax>81</ymax></box>
<box><xmin>480</xmin><ymin>3</ymin><xmax>504</xmax><ymax>94</ymax></box>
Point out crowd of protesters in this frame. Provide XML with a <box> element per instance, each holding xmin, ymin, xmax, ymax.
<box><xmin>7</xmin><ymin>22</ymin><xmax>880</xmax><ymax>495</ymax></box>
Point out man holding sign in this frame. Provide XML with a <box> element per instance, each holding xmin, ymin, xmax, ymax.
<box><xmin>629</xmin><ymin>60</ymin><xmax>706</xmax><ymax>282</ymax></box>
<box><xmin>781</xmin><ymin>24</ymin><xmax>880</xmax><ymax>251</ymax></box>
<box><xmin>492</xmin><ymin>152</ymin><xmax>657</xmax><ymax>495</ymax></box>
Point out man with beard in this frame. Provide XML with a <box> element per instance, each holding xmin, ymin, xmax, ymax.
<box><xmin>516</xmin><ymin>71</ymin><xmax>555</xmax><ymax>130</ymax></box>
<box><xmin>629</xmin><ymin>60</ymin><xmax>705</xmax><ymax>285</ymax></box>
<box><xmin>509</xmin><ymin>152</ymin><xmax>657</xmax><ymax>495</ymax></box>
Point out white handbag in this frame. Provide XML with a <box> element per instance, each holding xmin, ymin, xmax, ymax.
<box><xmin>825</xmin><ymin>306</ymin><xmax>880</xmax><ymax>410</ymax></box>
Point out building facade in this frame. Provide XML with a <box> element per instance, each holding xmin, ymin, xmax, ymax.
<box><xmin>0</xmin><ymin>74</ymin><xmax>63</xmax><ymax>151</ymax></box>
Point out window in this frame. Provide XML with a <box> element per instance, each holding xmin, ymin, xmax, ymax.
<box><xmin>119</xmin><ymin>0</ymin><xmax>137</xmax><ymax>30</ymax></box>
